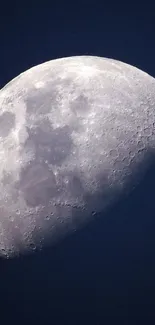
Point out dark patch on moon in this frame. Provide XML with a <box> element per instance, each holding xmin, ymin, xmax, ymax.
<box><xmin>25</xmin><ymin>119</ymin><xmax>73</xmax><ymax>166</ymax></box>
<box><xmin>18</xmin><ymin>118</ymin><xmax>74</xmax><ymax>207</ymax></box>
<box><xmin>0</xmin><ymin>111</ymin><xmax>15</xmax><ymax>137</ymax></box>
<box><xmin>71</xmin><ymin>93</ymin><xmax>91</xmax><ymax>113</ymax></box>
<box><xmin>66</xmin><ymin>174</ymin><xmax>84</xmax><ymax>197</ymax></box>
<box><xmin>71</xmin><ymin>94</ymin><xmax>91</xmax><ymax>115</ymax></box>
<box><xmin>25</xmin><ymin>77</ymin><xmax>74</xmax><ymax>116</ymax></box>
<box><xmin>1</xmin><ymin>171</ymin><xmax>13</xmax><ymax>186</ymax></box>
<box><xmin>1</xmin><ymin>171</ymin><xmax>19</xmax><ymax>204</ymax></box>
<box><xmin>17</xmin><ymin>161</ymin><xmax>58</xmax><ymax>207</ymax></box>
<box><xmin>25</xmin><ymin>88</ymin><xmax>60</xmax><ymax>115</ymax></box>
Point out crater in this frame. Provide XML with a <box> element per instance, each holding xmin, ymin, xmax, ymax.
<box><xmin>0</xmin><ymin>111</ymin><xmax>15</xmax><ymax>137</ymax></box>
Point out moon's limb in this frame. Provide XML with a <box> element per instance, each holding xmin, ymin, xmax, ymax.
<box><xmin>0</xmin><ymin>55</ymin><xmax>155</xmax><ymax>258</ymax></box>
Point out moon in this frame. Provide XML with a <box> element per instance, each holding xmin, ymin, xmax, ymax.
<box><xmin>0</xmin><ymin>55</ymin><xmax>155</xmax><ymax>258</ymax></box>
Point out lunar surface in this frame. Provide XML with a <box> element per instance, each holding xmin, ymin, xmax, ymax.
<box><xmin>0</xmin><ymin>55</ymin><xmax>155</xmax><ymax>258</ymax></box>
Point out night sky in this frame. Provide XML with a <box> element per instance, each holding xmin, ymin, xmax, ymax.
<box><xmin>0</xmin><ymin>3</ymin><xmax>155</xmax><ymax>325</ymax></box>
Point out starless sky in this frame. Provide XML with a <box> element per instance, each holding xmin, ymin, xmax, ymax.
<box><xmin>0</xmin><ymin>3</ymin><xmax>155</xmax><ymax>325</ymax></box>
<box><xmin>0</xmin><ymin>3</ymin><xmax>155</xmax><ymax>87</ymax></box>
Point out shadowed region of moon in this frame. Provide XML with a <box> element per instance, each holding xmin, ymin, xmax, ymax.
<box><xmin>1</xmin><ymin>161</ymin><xmax>155</xmax><ymax>324</ymax></box>
<box><xmin>0</xmin><ymin>111</ymin><xmax>15</xmax><ymax>137</ymax></box>
<box><xmin>0</xmin><ymin>55</ymin><xmax>155</xmax><ymax>258</ymax></box>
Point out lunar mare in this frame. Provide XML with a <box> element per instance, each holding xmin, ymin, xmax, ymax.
<box><xmin>0</xmin><ymin>55</ymin><xmax>155</xmax><ymax>258</ymax></box>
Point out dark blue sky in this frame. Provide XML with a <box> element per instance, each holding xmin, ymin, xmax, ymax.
<box><xmin>0</xmin><ymin>3</ymin><xmax>155</xmax><ymax>325</ymax></box>
<box><xmin>1</xmin><ymin>3</ymin><xmax>155</xmax><ymax>87</ymax></box>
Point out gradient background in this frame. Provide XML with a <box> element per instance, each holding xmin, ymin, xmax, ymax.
<box><xmin>0</xmin><ymin>3</ymin><xmax>155</xmax><ymax>324</ymax></box>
